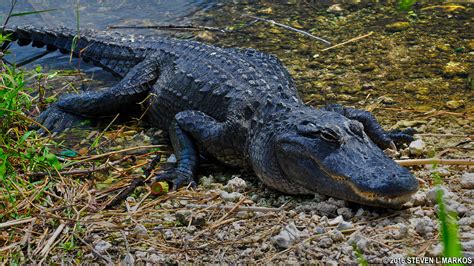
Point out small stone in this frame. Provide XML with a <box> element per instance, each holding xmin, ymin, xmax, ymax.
<box><xmin>446</xmin><ymin>100</ymin><xmax>465</xmax><ymax>110</ymax></box>
<box><xmin>412</xmin><ymin>217</ymin><xmax>434</xmax><ymax>236</ymax></box>
<box><xmin>356</xmin><ymin>238</ymin><xmax>369</xmax><ymax>252</ymax></box>
<box><xmin>428</xmin><ymin>243</ymin><xmax>443</xmax><ymax>256</ymax></box>
<box><xmin>409</xmin><ymin>139</ymin><xmax>425</xmax><ymax>156</ymax></box>
<box><xmin>393</xmin><ymin>223</ymin><xmax>408</xmax><ymax>240</ymax></box>
<box><xmin>427</xmin><ymin>185</ymin><xmax>458</xmax><ymax>204</ymax></box>
<box><xmin>385</xmin><ymin>21</ymin><xmax>410</xmax><ymax>32</ymax></box>
<box><xmin>149</xmin><ymin>253</ymin><xmax>166</xmax><ymax>264</ymax></box>
<box><xmin>460</xmin><ymin>173</ymin><xmax>474</xmax><ymax>189</ymax></box>
<box><xmin>271</xmin><ymin>222</ymin><xmax>309</xmax><ymax>249</ymax></box>
<box><xmin>220</xmin><ymin>191</ymin><xmax>244</xmax><ymax>202</ymax></box>
<box><xmin>327</xmin><ymin>4</ymin><xmax>344</xmax><ymax>13</ymax></box>
<box><xmin>167</xmin><ymin>154</ymin><xmax>177</xmax><ymax>163</ymax></box>
<box><xmin>94</xmin><ymin>240</ymin><xmax>112</xmax><ymax>254</ymax></box>
<box><xmin>163</xmin><ymin>229</ymin><xmax>174</xmax><ymax>240</ymax></box>
<box><xmin>328</xmin><ymin>215</ymin><xmax>344</xmax><ymax>226</ymax></box>
<box><xmin>224</xmin><ymin>176</ymin><xmax>247</xmax><ymax>192</ymax></box>
<box><xmin>442</xmin><ymin>62</ymin><xmax>469</xmax><ymax>77</ymax></box>
<box><xmin>176</xmin><ymin>210</ymin><xmax>206</xmax><ymax>226</ymax></box>
<box><xmin>337</xmin><ymin>207</ymin><xmax>354</xmax><ymax>220</ymax></box>
<box><xmin>462</xmin><ymin>240</ymin><xmax>474</xmax><ymax>251</ymax></box>
<box><xmin>337</xmin><ymin>221</ymin><xmax>354</xmax><ymax>231</ymax></box>
<box><xmin>121</xmin><ymin>253</ymin><xmax>134</xmax><ymax>266</ymax></box>
<box><xmin>318</xmin><ymin>237</ymin><xmax>333</xmax><ymax>248</ymax></box>
<box><xmin>133</xmin><ymin>224</ymin><xmax>149</xmax><ymax>239</ymax></box>
<box><xmin>410</xmin><ymin>190</ymin><xmax>427</xmax><ymax>206</ymax></box>
<box><xmin>330</xmin><ymin>230</ymin><xmax>345</xmax><ymax>242</ymax></box>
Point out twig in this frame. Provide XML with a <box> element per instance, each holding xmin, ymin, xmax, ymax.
<box><xmin>396</xmin><ymin>158</ymin><xmax>473</xmax><ymax>166</ymax></box>
<box><xmin>39</xmin><ymin>223</ymin><xmax>66</xmax><ymax>257</ymax></box>
<box><xmin>321</xmin><ymin>31</ymin><xmax>374</xmax><ymax>52</ymax></box>
<box><xmin>186</xmin><ymin>203</ymin><xmax>281</xmax><ymax>213</ymax></box>
<box><xmin>105</xmin><ymin>178</ymin><xmax>145</xmax><ymax>209</ymax></box>
<box><xmin>244</xmin><ymin>15</ymin><xmax>331</xmax><ymax>45</ymax></box>
<box><xmin>70</xmin><ymin>145</ymin><xmax>165</xmax><ymax>164</ymax></box>
<box><xmin>1</xmin><ymin>0</ymin><xmax>17</xmax><ymax>33</ymax></box>
<box><xmin>108</xmin><ymin>24</ymin><xmax>226</xmax><ymax>33</ymax></box>
<box><xmin>0</xmin><ymin>217</ymin><xmax>36</xmax><ymax>228</ymax></box>
<box><xmin>21</xmin><ymin>156</ymin><xmax>130</xmax><ymax>177</ymax></box>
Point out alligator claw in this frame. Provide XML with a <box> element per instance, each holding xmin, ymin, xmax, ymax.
<box><xmin>387</xmin><ymin>128</ymin><xmax>416</xmax><ymax>147</ymax></box>
<box><xmin>153</xmin><ymin>169</ymin><xmax>196</xmax><ymax>191</ymax></box>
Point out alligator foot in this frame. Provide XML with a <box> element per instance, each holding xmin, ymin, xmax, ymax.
<box><xmin>33</xmin><ymin>104</ymin><xmax>84</xmax><ymax>134</ymax></box>
<box><xmin>152</xmin><ymin>168</ymin><xmax>196</xmax><ymax>190</ymax></box>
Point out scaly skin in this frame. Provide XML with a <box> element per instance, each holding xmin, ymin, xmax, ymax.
<box><xmin>5</xmin><ymin>25</ymin><xmax>418</xmax><ymax>207</ymax></box>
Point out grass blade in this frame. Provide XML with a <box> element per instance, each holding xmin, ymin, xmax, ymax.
<box><xmin>10</xmin><ymin>9</ymin><xmax>59</xmax><ymax>17</ymax></box>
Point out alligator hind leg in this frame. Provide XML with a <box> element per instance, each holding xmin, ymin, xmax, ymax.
<box><xmin>37</xmin><ymin>54</ymin><xmax>170</xmax><ymax>132</ymax></box>
<box><xmin>322</xmin><ymin>104</ymin><xmax>414</xmax><ymax>149</ymax></box>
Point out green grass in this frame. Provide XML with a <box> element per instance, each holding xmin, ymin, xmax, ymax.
<box><xmin>432</xmin><ymin>171</ymin><xmax>463</xmax><ymax>263</ymax></box>
<box><xmin>0</xmin><ymin>37</ymin><xmax>63</xmax><ymax>220</ymax></box>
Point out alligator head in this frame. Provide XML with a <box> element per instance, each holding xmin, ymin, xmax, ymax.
<box><xmin>250</xmin><ymin>107</ymin><xmax>418</xmax><ymax>207</ymax></box>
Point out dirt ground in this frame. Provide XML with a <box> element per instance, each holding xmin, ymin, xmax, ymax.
<box><xmin>1</xmin><ymin>1</ymin><xmax>473</xmax><ymax>264</ymax></box>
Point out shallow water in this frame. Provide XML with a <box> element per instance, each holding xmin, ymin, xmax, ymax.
<box><xmin>2</xmin><ymin>0</ymin><xmax>218</xmax><ymax>73</ymax></box>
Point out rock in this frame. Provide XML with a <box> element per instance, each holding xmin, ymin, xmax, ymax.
<box><xmin>330</xmin><ymin>229</ymin><xmax>345</xmax><ymax>242</ymax></box>
<box><xmin>149</xmin><ymin>252</ymin><xmax>166</xmax><ymax>264</ymax></box>
<box><xmin>133</xmin><ymin>224</ymin><xmax>149</xmax><ymax>239</ymax></box>
<box><xmin>167</xmin><ymin>154</ymin><xmax>177</xmax><ymax>163</ymax></box>
<box><xmin>220</xmin><ymin>191</ymin><xmax>244</xmax><ymax>202</ymax></box>
<box><xmin>460</xmin><ymin>173</ymin><xmax>474</xmax><ymax>189</ymax></box>
<box><xmin>428</xmin><ymin>243</ymin><xmax>443</xmax><ymax>256</ymax></box>
<box><xmin>224</xmin><ymin>176</ymin><xmax>247</xmax><ymax>192</ymax></box>
<box><xmin>318</xmin><ymin>237</ymin><xmax>333</xmax><ymax>248</ymax></box>
<box><xmin>271</xmin><ymin>222</ymin><xmax>309</xmax><ymax>249</ymax></box>
<box><xmin>328</xmin><ymin>215</ymin><xmax>344</xmax><ymax>226</ymax></box>
<box><xmin>176</xmin><ymin>210</ymin><xmax>207</xmax><ymax>226</ymax></box>
<box><xmin>393</xmin><ymin>223</ymin><xmax>408</xmax><ymax>240</ymax></box>
<box><xmin>442</xmin><ymin>62</ymin><xmax>469</xmax><ymax>77</ymax></box>
<box><xmin>94</xmin><ymin>240</ymin><xmax>112</xmax><ymax>254</ymax></box>
<box><xmin>446</xmin><ymin>100</ymin><xmax>465</xmax><ymax>110</ymax></box>
<box><xmin>121</xmin><ymin>253</ymin><xmax>134</xmax><ymax>266</ymax></box>
<box><xmin>427</xmin><ymin>185</ymin><xmax>458</xmax><ymax>204</ymax></box>
<box><xmin>462</xmin><ymin>240</ymin><xmax>474</xmax><ymax>251</ymax></box>
<box><xmin>337</xmin><ymin>207</ymin><xmax>354</xmax><ymax>220</ymax></box>
<box><xmin>409</xmin><ymin>139</ymin><xmax>425</xmax><ymax>156</ymax></box>
<box><xmin>327</xmin><ymin>4</ymin><xmax>344</xmax><ymax>13</ymax></box>
<box><xmin>410</xmin><ymin>190</ymin><xmax>427</xmax><ymax>206</ymax></box>
<box><xmin>163</xmin><ymin>229</ymin><xmax>174</xmax><ymax>240</ymax></box>
<box><xmin>356</xmin><ymin>238</ymin><xmax>369</xmax><ymax>252</ymax></box>
<box><xmin>337</xmin><ymin>221</ymin><xmax>354</xmax><ymax>231</ymax></box>
<box><xmin>385</xmin><ymin>22</ymin><xmax>410</xmax><ymax>32</ymax></box>
<box><xmin>412</xmin><ymin>217</ymin><xmax>434</xmax><ymax>236</ymax></box>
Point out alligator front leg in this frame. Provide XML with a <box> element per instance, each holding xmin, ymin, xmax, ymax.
<box><xmin>36</xmin><ymin>54</ymin><xmax>172</xmax><ymax>132</ymax></box>
<box><xmin>322</xmin><ymin>104</ymin><xmax>414</xmax><ymax>149</ymax></box>
<box><xmin>153</xmin><ymin>110</ymin><xmax>230</xmax><ymax>189</ymax></box>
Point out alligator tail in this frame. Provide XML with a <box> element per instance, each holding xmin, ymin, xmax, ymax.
<box><xmin>3</xmin><ymin>25</ymin><xmax>146</xmax><ymax>76</ymax></box>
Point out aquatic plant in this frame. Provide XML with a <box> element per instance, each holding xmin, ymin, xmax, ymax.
<box><xmin>398</xmin><ymin>0</ymin><xmax>417</xmax><ymax>11</ymax></box>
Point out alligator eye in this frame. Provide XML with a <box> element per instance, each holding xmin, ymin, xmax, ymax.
<box><xmin>320</xmin><ymin>129</ymin><xmax>341</xmax><ymax>144</ymax></box>
<box><xmin>349</xmin><ymin>121</ymin><xmax>365</xmax><ymax>138</ymax></box>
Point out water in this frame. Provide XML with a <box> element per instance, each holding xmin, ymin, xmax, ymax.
<box><xmin>1</xmin><ymin>0</ymin><xmax>219</xmax><ymax>73</ymax></box>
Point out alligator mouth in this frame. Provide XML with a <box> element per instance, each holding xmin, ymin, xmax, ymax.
<box><xmin>346</xmin><ymin>181</ymin><xmax>415</xmax><ymax>207</ymax></box>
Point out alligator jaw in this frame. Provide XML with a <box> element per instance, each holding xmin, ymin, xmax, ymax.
<box><xmin>347</xmin><ymin>181</ymin><xmax>415</xmax><ymax>207</ymax></box>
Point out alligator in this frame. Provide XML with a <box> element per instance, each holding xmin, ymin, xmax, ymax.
<box><xmin>4</xmin><ymin>25</ymin><xmax>418</xmax><ymax>207</ymax></box>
